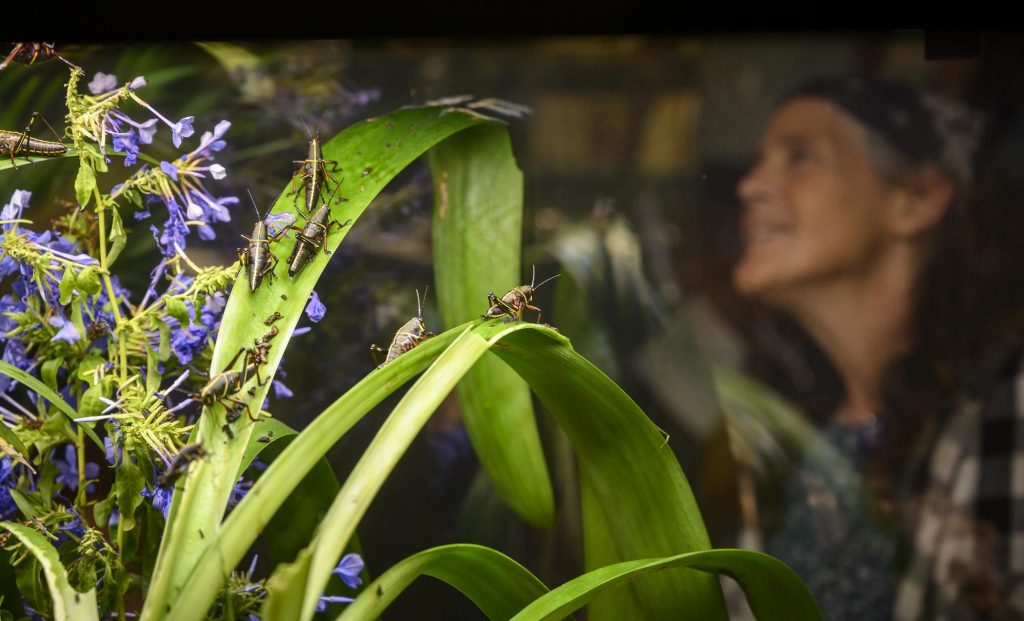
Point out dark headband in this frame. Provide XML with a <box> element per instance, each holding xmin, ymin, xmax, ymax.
<box><xmin>781</xmin><ymin>77</ymin><xmax>945</xmax><ymax>164</ymax></box>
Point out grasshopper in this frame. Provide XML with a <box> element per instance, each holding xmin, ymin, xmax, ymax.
<box><xmin>237</xmin><ymin>190</ymin><xmax>286</xmax><ymax>292</ymax></box>
<box><xmin>371</xmin><ymin>288</ymin><xmax>434</xmax><ymax>367</ymax></box>
<box><xmin>190</xmin><ymin>347</ymin><xmax>266</xmax><ymax>421</ymax></box>
<box><xmin>0</xmin><ymin>112</ymin><xmax>67</xmax><ymax>170</ymax></box>
<box><xmin>156</xmin><ymin>442</ymin><xmax>207</xmax><ymax>487</ymax></box>
<box><xmin>482</xmin><ymin>266</ymin><xmax>560</xmax><ymax>324</ymax></box>
<box><xmin>286</xmin><ymin>181</ymin><xmax>351</xmax><ymax>277</ymax></box>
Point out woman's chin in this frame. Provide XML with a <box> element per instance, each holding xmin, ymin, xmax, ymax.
<box><xmin>732</xmin><ymin>261</ymin><xmax>797</xmax><ymax>306</ymax></box>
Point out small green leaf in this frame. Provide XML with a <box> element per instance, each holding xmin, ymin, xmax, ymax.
<box><xmin>94</xmin><ymin>496</ymin><xmax>115</xmax><ymax>529</ymax></box>
<box><xmin>58</xmin><ymin>267</ymin><xmax>77</xmax><ymax>305</ymax></box>
<box><xmin>0</xmin><ymin>522</ymin><xmax>99</xmax><ymax>621</ymax></box>
<box><xmin>41</xmin><ymin>359</ymin><xmax>61</xmax><ymax>391</ymax></box>
<box><xmin>0</xmin><ymin>422</ymin><xmax>29</xmax><ymax>458</ymax></box>
<box><xmin>78</xmin><ymin>385</ymin><xmax>105</xmax><ymax>420</ymax></box>
<box><xmin>164</xmin><ymin>297</ymin><xmax>189</xmax><ymax>325</ymax></box>
<box><xmin>76</xmin><ymin>355</ymin><xmax>106</xmax><ymax>386</ymax></box>
<box><xmin>106</xmin><ymin>207</ymin><xmax>126</xmax><ymax>267</ymax></box>
<box><xmin>146</xmin><ymin>346</ymin><xmax>160</xmax><ymax>394</ymax></box>
<box><xmin>74</xmin><ymin>163</ymin><xmax>95</xmax><ymax>210</ymax></box>
<box><xmin>115</xmin><ymin>460</ymin><xmax>146</xmax><ymax>532</ymax></box>
<box><xmin>76</xmin><ymin>267</ymin><xmax>101</xmax><ymax>295</ymax></box>
<box><xmin>158</xmin><ymin>321</ymin><xmax>171</xmax><ymax>361</ymax></box>
<box><xmin>9</xmin><ymin>489</ymin><xmax>45</xmax><ymax>518</ymax></box>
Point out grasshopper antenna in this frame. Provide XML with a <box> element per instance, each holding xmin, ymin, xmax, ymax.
<box><xmin>534</xmin><ymin>273</ymin><xmax>561</xmax><ymax>290</ymax></box>
<box><xmin>245</xmin><ymin>189</ymin><xmax>262</xmax><ymax>220</ymax></box>
<box><xmin>325</xmin><ymin>176</ymin><xmax>344</xmax><ymax>204</ymax></box>
<box><xmin>315</xmin><ymin>109</ymin><xmax>327</xmax><ymax>137</ymax></box>
<box><xmin>299</xmin><ymin>116</ymin><xmax>313</xmax><ymax>140</ymax></box>
<box><xmin>416</xmin><ymin>285</ymin><xmax>431</xmax><ymax>319</ymax></box>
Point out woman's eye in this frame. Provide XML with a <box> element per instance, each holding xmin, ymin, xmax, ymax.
<box><xmin>787</xmin><ymin>145</ymin><xmax>815</xmax><ymax>165</ymax></box>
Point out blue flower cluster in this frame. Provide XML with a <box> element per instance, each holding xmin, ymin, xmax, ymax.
<box><xmin>0</xmin><ymin>191</ymin><xmax>127</xmax><ymax>397</ymax></box>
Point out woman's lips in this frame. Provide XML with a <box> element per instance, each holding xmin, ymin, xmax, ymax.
<box><xmin>741</xmin><ymin>218</ymin><xmax>793</xmax><ymax>247</ymax></box>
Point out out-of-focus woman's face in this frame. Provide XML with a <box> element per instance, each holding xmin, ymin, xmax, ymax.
<box><xmin>733</xmin><ymin>97</ymin><xmax>904</xmax><ymax>307</ymax></box>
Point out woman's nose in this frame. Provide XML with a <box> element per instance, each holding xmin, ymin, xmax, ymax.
<box><xmin>737</xmin><ymin>162</ymin><xmax>772</xmax><ymax>207</ymax></box>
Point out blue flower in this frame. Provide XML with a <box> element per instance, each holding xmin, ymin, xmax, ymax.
<box><xmin>112</xmin><ymin>130</ymin><xmax>139</xmax><ymax>167</ymax></box>
<box><xmin>142</xmin><ymin>486</ymin><xmax>173</xmax><ymax>519</ymax></box>
<box><xmin>192</xmin><ymin>120</ymin><xmax>230</xmax><ymax>157</ymax></box>
<box><xmin>1</xmin><ymin>189</ymin><xmax>31</xmax><ymax>232</ymax></box>
<box><xmin>316</xmin><ymin>596</ymin><xmax>355</xmax><ymax>613</ymax></box>
<box><xmin>1</xmin><ymin>457</ymin><xmax>20</xmax><ymax>519</ymax></box>
<box><xmin>136</xmin><ymin>118</ymin><xmax>158</xmax><ymax>143</ymax></box>
<box><xmin>171</xmin><ymin>116</ymin><xmax>195</xmax><ymax>148</ymax></box>
<box><xmin>57</xmin><ymin>515</ymin><xmax>86</xmax><ymax>545</ymax></box>
<box><xmin>160</xmin><ymin>160</ymin><xmax>179</xmax><ymax>182</ymax></box>
<box><xmin>265</xmin><ymin>212</ymin><xmax>296</xmax><ymax>237</ymax></box>
<box><xmin>332</xmin><ymin>553</ymin><xmax>364</xmax><ymax>589</ymax></box>
<box><xmin>305</xmin><ymin>291</ymin><xmax>326</xmax><ymax>323</ymax></box>
<box><xmin>53</xmin><ymin>445</ymin><xmax>99</xmax><ymax>493</ymax></box>
<box><xmin>271</xmin><ymin>380</ymin><xmax>293</xmax><ymax>399</ymax></box>
<box><xmin>165</xmin><ymin>319</ymin><xmax>209</xmax><ymax>366</ymax></box>
<box><xmin>48</xmin><ymin>313</ymin><xmax>81</xmax><ymax>344</ymax></box>
<box><xmin>104</xmin><ymin>436</ymin><xmax>123</xmax><ymax>466</ymax></box>
<box><xmin>227</xmin><ymin>477</ymin><xmax>252</xmax><ymax>509</ymax></box>
<box><xmin>0</xmin><ymin>340</ymin><xmax>30</xmax><ymax>393</ymax></box>
<box><xmin>150</xmin><ymin>207</ymin><xmax>189</xmax><ymax>257</ymax></box>
<box><xmin>87</xmin><ymin>72</ymin><xmax>118</xmax><ymax>95</ymax></box>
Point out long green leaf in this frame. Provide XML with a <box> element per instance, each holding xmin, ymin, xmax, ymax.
<box><xmin>337</xmin><ymin>544</ymin><xmax>548</xmax><ymax>621</ymax></box>
<box><xmin>486</xmin><ymin>325</ymin><xmax>726</xmax><ymax>619</ymax></box>
<box><xmin>0</xmin><ymin>361</ymin><xmax>77</xmax><ymax>419</ymax></box>
<box><xmin>163</xmin><ymin>326</ymin><xmax>466</xmax><ymax>621</ymax></box>
<box><xmin>0</xmin><ymin>150</ymin><xmax>77</xmax><ymax>172</ymax></box>
<box><xmin>429</xmin><ymin>125</ymin><xmax>553</xmax><ymax>529</ymax></box>
<box><xmin>0</xmin><ymin>361</ymin><xmax>103</xmax><ymax>451</ymax></box>
<box><xmin>508</xmin><ymin>548</ymin><xmax>822</xmax><ymax>621</ymax></box>
<box><xmin>143</xmin><ymin>104</ymin><xmax>515</xmax><ymax>620</ymax></box>
<box><xmin>264</xmin><ymin>322</ymin><xmax>725</xmax><ymax>620</ymax></box>
<box><xmin>0</xmin><ymin>522</ymin><xmax>98</xmax><ymax>621</ymax></box>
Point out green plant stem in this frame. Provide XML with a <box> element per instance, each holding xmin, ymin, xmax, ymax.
<box><xmin>93</xmin><ymin>187</ymin><xmax>127</xmax><ymax>383</ymax></box>
<box><xmin>94</xmin><ymin>184</ymin><xmax>128</xmax><ymax>619</ymax></box>
<box><xmin>75</xmin><ymin>426</ymin><xmax>85</xmax><ymax>507</ymax></box>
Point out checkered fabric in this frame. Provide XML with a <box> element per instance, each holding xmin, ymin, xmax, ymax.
<box><xmin>894</xmin><ymin>351</ymin><xmax>1024</xmax><ymax>620</ymax></box>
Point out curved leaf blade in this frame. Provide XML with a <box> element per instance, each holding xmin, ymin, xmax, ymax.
<box><xmin>0</xmin><ymin>522</ymin><xmax>98</xmax><ymax>621</ymax></box>
<box><xmin>484</xmin><ymin>325</ymin><xmax>726</xmax><ymax>619</ymax></box>
<box><xmin>337</xmin><ymin>544</ymin><xmax>548</xmax><ymax>621</ymax></box>
<box><xmin>508</xmin><ymin>548</ymin><xmax>822</xmax><ymax>621</ymax></box>
<box><xmin>430</xmin><ymin>124</ymin><xmax>554</xmax><ymax>529</ymax></box>
<box><xmin>264</xmin><ymin>322</ymin><xmax>725</xmax><ymax>620</ymax></box>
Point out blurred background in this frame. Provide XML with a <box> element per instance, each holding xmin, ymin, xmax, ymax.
<box><xmin>2</xmin><ymin>32</ymin><xmax>1020</xmax><ymax>617</ymax></box>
